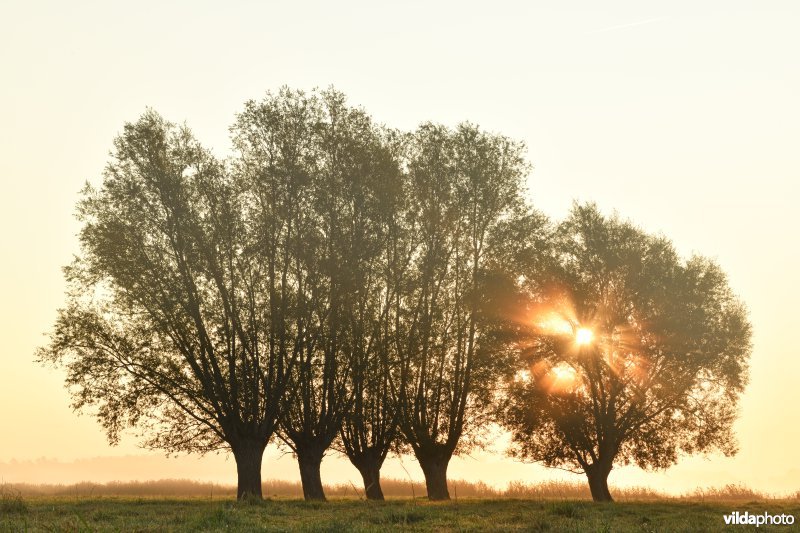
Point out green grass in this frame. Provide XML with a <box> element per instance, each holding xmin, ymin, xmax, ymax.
<box><xmin>1</xmin><ymin>498</ymin><xmax>799</xmax><ymax>532</ymax></box>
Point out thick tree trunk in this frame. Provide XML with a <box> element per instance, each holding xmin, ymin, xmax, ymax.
<box><xmin>585</xmin><ymin>462</ymin><xmax>613</xmax><ymax>502</ymax></box>
<box><xmin>232</xmin><ymin>439</ymin><xmax>266</xmax><ymax>500</ymax></box>
<box><xmin>297</xmin><ymin>447</ymin><xmax>326</xmax><ymax>501</ymax></box>
<box><xmin>355</xmin><ymin>461</ymin><xmax>385</xmax><ymax>501</ymax></box>
<box><xmin>418</xmin><ymin>453</ymin><xmax>451</xmax><ymax>501</ymax></box>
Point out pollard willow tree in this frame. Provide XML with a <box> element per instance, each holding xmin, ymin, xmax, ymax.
<box><xmin>394</xmin><ymin>123</ymin><xmax>545</xmax><ymax>500</ymax></box>
<box><xmin>336</xmin><ymin>130</ymin><xmax>410</xmax><ymax>501</ymax></box>
<box><xmin>231</xmin><ymin>88</ymin><xmax>405</xmax><ymax>501</ymax></box>
<box><xmin>37</xmin><ymin>111</ymin><xmax>305</xmax><ymax>499</ymax></box>
<box><xmin>501</xmin><ymin>204</ymin><xmax>752</xmax><ymax>502</ymax></box>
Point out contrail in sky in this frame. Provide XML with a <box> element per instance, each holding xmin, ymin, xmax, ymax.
<box><xmin>586</xmin><ymin>17</ymin><xmax>669</xmax><ymax>35</ymax></box>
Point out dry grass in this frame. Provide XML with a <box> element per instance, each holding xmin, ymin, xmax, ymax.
<box><xmin>4</xmin><ymin>480</ymin><xmax>799</xmax><ymax>532</ymax></box>
<box><xmin>0</xmin><ymin>483</ymin><xmax>28</xmax><ymax>514</ymax></box>
<box><xmin>4</xmin><ymin>478</ymin><xmax>797</xmax><ymax>502</ymax></box>
<box><xmin>3</xmin><ymin>497</ymin><xmax>799</xmax><ymax>532</ymax></box>
<box><xmin>686</xmin><ymin>483</ymin><xmax>777</xmax><ymax>502</ymax></box>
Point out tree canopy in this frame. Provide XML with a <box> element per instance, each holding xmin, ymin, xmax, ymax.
<box><xmin>231</xmin><ymin>88</ymin><xmax>405</xmax><ymax>500</ymax></box>
<box><xmin>392</xmin><ymin>122</ymin><xmax>547</xmax><ymax>499</ymax></box>
<box><xmin>501</xmin><ymin>203</ymin><xmax>752</xmax><ymax>501</ymax></box>
<box><xmin>38</xmin><ymin>89</ymin><xmax>750</xmax><ymax>504</ymax></box>
<box><xmin>38</xmin><ymin>110</ymin><xmax>299</xmax><ymax>499</ymax></box>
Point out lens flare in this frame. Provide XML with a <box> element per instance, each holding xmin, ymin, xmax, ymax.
<box><xmin>552</xmin><ymin>364</ymin><xmax>576</xmax><ymax>382</ymax></box>
<box><xmin>546</xmin><ymin>363</ymin><xmax>578</xmax><ymax>394</ymax></box>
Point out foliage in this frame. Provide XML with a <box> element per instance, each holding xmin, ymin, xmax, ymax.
<box><xmin>501</xmin><ymin>203</ymin><xmax>752</xmax><ymax>501</ymax></box>
<box><xmin>37</xmin><ymin>86</ymin><xmax>751</xmax><ymax>506</ymax></box>
<box><xmin>37</xmin><ymin>107</ymin><xmax>302</xmax><ymax>498</ymax></box>
<box><xmin>231</xmin><ymin>87</ymin><xmax>409</xmax><ymax>500</ymax></box>
<box><xmin>393</xmin><ymin>122</ymin><xmax>546</xmax><ymax>499</ymax></box>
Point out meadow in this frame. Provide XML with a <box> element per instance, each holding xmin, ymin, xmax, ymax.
<box><xmin>2</xmin><ymin>480</ymin><xmax>798</xmax><ymax>532</ymax></box>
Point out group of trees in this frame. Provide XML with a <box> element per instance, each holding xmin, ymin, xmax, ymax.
<box><xmin>39</xmin><ymin>88</ymin><xmax>751</xmax><ymax>503</ymax></box>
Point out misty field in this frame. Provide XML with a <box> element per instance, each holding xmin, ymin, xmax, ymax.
<box><xmin>3</xmin><ymin>481</ymin><xmax>799</xmax><ymax>532</ymax></box>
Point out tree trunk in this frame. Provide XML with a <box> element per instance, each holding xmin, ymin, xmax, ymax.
<box><xmin>418</xmin><ymin>453</ymin><xmax>451</xmax><ymax>501</ymax></box>
<box><xmin>585</xmin><ymin>462</ymin><xmax>613</xmax><ymax>503</ymax></box>
<box><xmin>355</xmin><ymin>461</ymin><xmax>385</xmax><ymax>500</ymax></box>
<box><xmin>232</xmin><ymin>439</ymin><xmax>266</xmax><ymax>500</ymax></box>
<box><xmin>297</xmin><ymin>447</ymin><xmax>326</xmax><ymax>501</ymax></box>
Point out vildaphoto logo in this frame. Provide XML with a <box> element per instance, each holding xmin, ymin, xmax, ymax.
<box><xmin>723</xmin><ymin>511</ymin><xmax>795</xmax><ymax>527</ymax></box>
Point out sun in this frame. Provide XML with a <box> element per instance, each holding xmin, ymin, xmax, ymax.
<box><xmin>575</xmin><ymin>328</ymin><xmax>594</xmax><ymax>345</ymax></box>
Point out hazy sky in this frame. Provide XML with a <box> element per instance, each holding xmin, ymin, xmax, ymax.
<box><xmin>1</xmin><ymin>1</ymin><xmax>798</xmax><ymax>494</ymax></box>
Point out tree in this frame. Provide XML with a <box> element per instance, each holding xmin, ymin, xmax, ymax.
<box><xmin>501</xmin><ymin>203</ymin><xmax>752</xmax><ymax>502</ymax></box>
<box><xmin>338</xmin><ymin>280</ymin><xmax>401</xmax><ymax>502</ymax></box>
<box><xmin>232</xmin><ymin>88</ymin><xmax>402</xmax><ymax>500</ymax></box>
<box><xmin>394</xmin><ymin>123</ymin><xmax>538</xmax><ymax>500</ymax></box>
<box><xmin>37</xmin><ymin>111</ymin><xmax>302</xmax><ymax>499</ymax></box>
<box><xmin>337</xmin><ymin>131</ymin><xmax>409</xmax><ymax>501</ymax></box>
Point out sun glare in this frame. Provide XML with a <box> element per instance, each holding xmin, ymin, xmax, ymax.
<box><xmin>552</xmin><ymin>364</ymin><xmax>575</xmax><ymax>382</ymax></box>
<box><xmin>548</xmin><ymin>363</ymin><xmax>577</xmax><ymax>393</ymax></box>
<box><xmin>576</xmin><ymin>328</ymin><xmax>593</xmax><ymax>345</ymax></box>
<box><xmin>536</xmin><ymin>316</ymin><xmax>573</xmax><ymax>336</ymax></box>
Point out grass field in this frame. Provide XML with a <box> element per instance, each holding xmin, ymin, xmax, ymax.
<box><xmin>2</xmin><ymin>481</ymin><xmax>799</xmax><ymax>532</ymax></box>
<box><xmin>3</xmin><ymin>497</ymin><xmax>800</xmax><ymax>532</ymax></box>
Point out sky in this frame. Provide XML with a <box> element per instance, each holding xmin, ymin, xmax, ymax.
<box><xmin>1</xmin><ymin>1</ymin><xmax>798</xmax><ymax>495</ymax></box>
